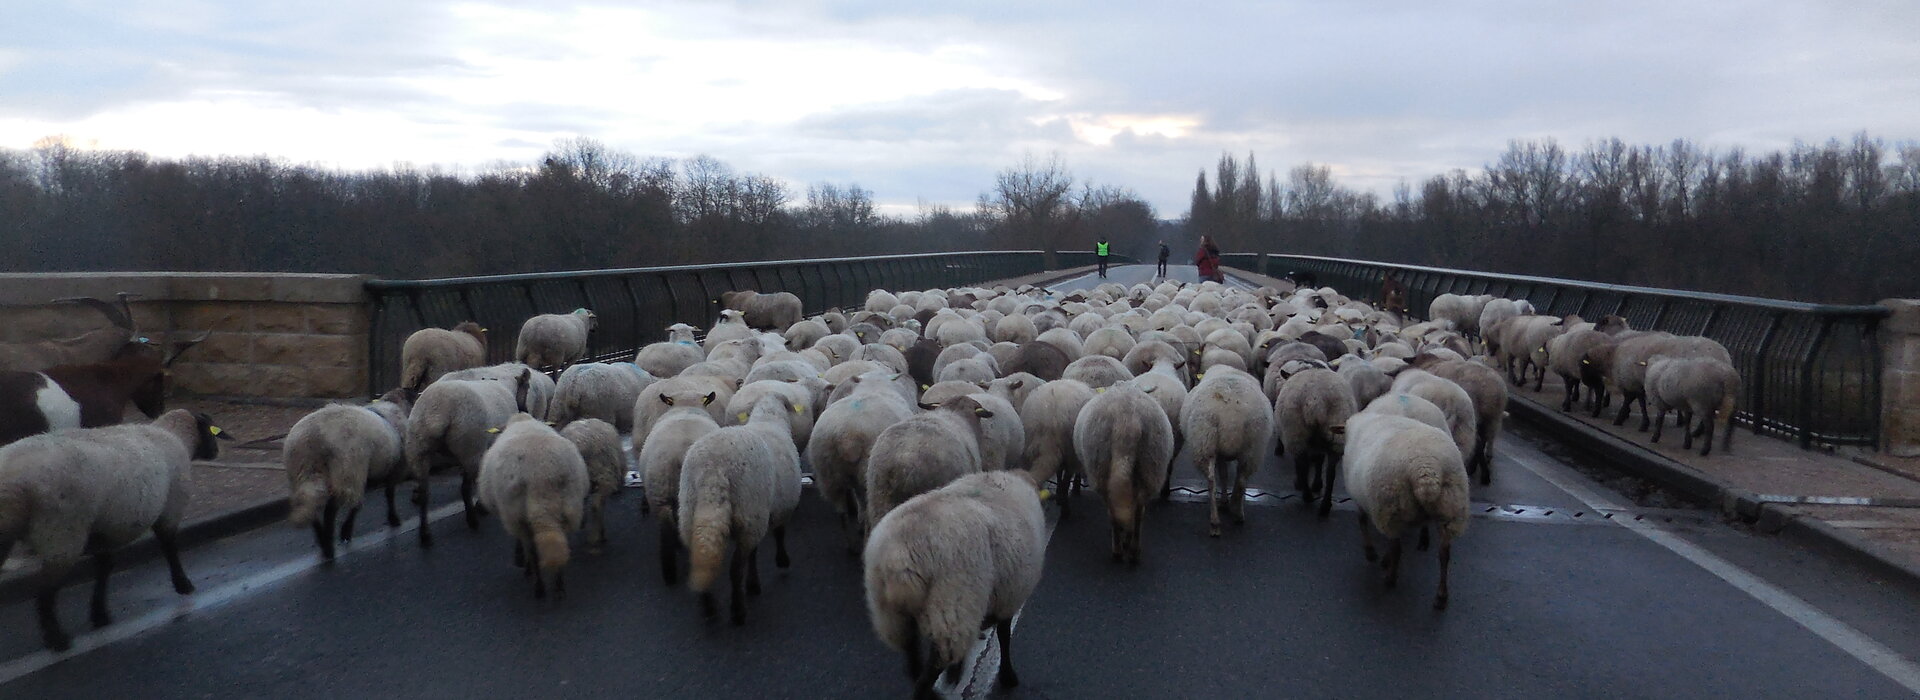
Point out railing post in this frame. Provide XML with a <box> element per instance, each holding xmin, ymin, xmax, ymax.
<box><xmin>1796</xmin><ymin>317</ymin><xmax>1834</xmax><ymax>449</ymax></box>
<box><xmin>1749</xmin><ymin>312</ymin><xmax>1783</xmax><ymax>435</ymax></box>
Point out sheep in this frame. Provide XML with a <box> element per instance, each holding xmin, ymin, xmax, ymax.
<box><xmin>812</xmin><ymin>333</ymin><xmax>860</xmax><ymax>367</ymax></box>
<box><xmin>474</xmin><ymin>414</ymin><xmax>588</xmax><ymax>599</ymax></box>
<box><xmin>864</xmin><ymin>395</ymin><xmax>995</xmax><ymax>531</ymax></box>
<box><xmin>919</xmin><ymin>380</ymin><xmax>985</xmax><ymax>406</ymax></box>
<box><xmin>866</xmin><ymin>290</ymin><xmax>901</xmax><ymax>313</ymax></box>
<box><xmin>1607</xmin><ymin>333</ymin><xmax>1729</xmax><ymax>430</ymax></box>
<box><xmin>1477</xmin><ymin>298</ymin><xmax>1530</xmax><ymax>342</ymax></box>
<box><xmin>1200</xmin><ymin>346</ymin><xmax>1249</xmax><ymax>374</ymax></box>
<box><xmin>1411</xmin><ymin>357</ymin><xmax>1508</xmax><ymax>485</ymax></box>
<box><xmin>857</xmin><ymin>342</ymin><xmax>911</xmax><ymax>375</ymax></box>
<box><xmin>1002</xmin><ymin>341</ymin><xmax>1070</xmax><ymax>381</ymax></box>
<box><xmin>931</xmin><ymin>343</ymin><xmax>990</xmax><ymax>381</ymax></box>
<box><xmin>549</xmin><ymin>362</ymin><xmax>653</xmax><ymax>432</ymax></box>
<box><xmin>632</xmin><ymin>375</ymin><xmax>736</xmax><ymax>454</ymax></box>
<box><xmin>1063</xmin><ymin>354</ymin><xmax>1130</xmax><ymax>389</ymax></box>
<box><xmin>987</xmin><ymin>372</ymin><xmax>1042</xmax><ymax>412</ymax></box>
<box><xmin>560</xmin><ymin>418</ymin><xmax>622</xmax><ymax>554</ymax></box>
<box><xmin>878</xmin><ymin>328</ymin><xmax>919</xmax><ymax>352</ymax></box>
<box><xmin>1131</xmin><ymin>360</ymin><xmax>1189</xmax><ymax>497</ymax></box>
<box><xmin>1340</xmin><ymin>411</ymin><xmax>1470</xmax><ymax>610</ymax></box>
<box><xmin>726</xmin><ymin>379</ymin><xmax>816</xmax><ymax>451</ymax></box>
<box><xmin>1273</xmin><ymin>361</ymin><xmax>1359</xmax><ymax>518</ymax></box>
<box><xmin>0</xmin><ymin>336</ymin><xmax>204</xmax><ymax>447</ymax></box>
<box><xmin>971</xmin><ymin>392</ymin><xmax>1027</xmax><ymax>472</ymax></box>
<box><xmin>1490</xmin><ymin>314</ymin><xmax>1562</xmax><ymax>386</ymax></box>
<box><xmin>0</xmin><ymin>296</ymin><xmax>140</xmax><ymax>373</ymax></box>
<box><xmin>1205</xmin><ymin>327</ymin><xmax>1256</xmax><ymax>369</ymax></box>
<box><xmin>1391</xmin><ymin>369</ymin><xmax>1478</xmax><ymax>464</ymax></box>
<box><xmin>285</xmin><ymin>390</ymin><xmax>413</xmax><ymax>560</ymax></box>
<box><xmin>1361</xmin><ymin>392</ymin><xmax>1451</xmax><ymax>429</ymax></box>
<box><xmin>0</xmin><ymin>409</ymin><xmax>227</xmax><ymax>650</ymax></box>
<box><xmin>808</xmin><ymin>370</ymin><xmax>917</xmax><ymax>552</ymax></box>
<box><xmin>1073</xmin><ymin>380</ymin><xmax>1175</xmax><ymax>564</ymax></box>
<box><xmin>704</xmin><ymin>309</ymin><xmax>755</xmax><ymax>351</ymax></box>
<box><xmin>1547</xmin><ymin>329</ymin><xmax>1618</xmax><ymax>413</ymax></box>
<box><xmin>638</xmin><ymin>389</ymin><xmax>721</xmax><ymax>583</ymax></box>
<box><xmin>937</xmin><ymin>357</ymin><xmax>997</xmax><ymax>386</ymax></box>
<box><xmin>1017</xmin><ymin>379</ymin><xmax>1095</xmax><ymax>514</ymax></box>
<box><xmin>993</xmin><ymin>313</ymin><xmax>1038</xmax><ymax>344</ymax></box>
<box><xmin>932</xmin><ymin>315</ymin><xmax>987</xmax><ymax>348</ymax></box>
<box><xmin>1121</xmin><ymin>339</ymin><xmax>1185</xmax><ymax>378</ymax></box>
<box><xmin>515</xmin><ymin>309</ymin><xmax>596</xmax><ymax>369</ymax></box>
<box><xmin>678</xmin><ymin>394</ymin><xmax>803</xmax><ymax>624</ymax></box>
<box><xmin>1180</xmin><ymin>368</ymin><xmax>1274</xmax><ymax>537</ymax></box>
<box><xmin>1428</xmin><ymin>294</ymin><xmax>1492</xmax><ymax>337</ymax></box>
<box><xmin>1036</xmin><ymin>327</ymin><xmax>1085</xmax><ymax>363</ymax></box>
<box><xmin>635</xmin><ymin>331</ymin><xmax>705</xmax><ymax>379</ymax></box>
<box><xmin>1336</xmin><ymin>355</ymin><xmax>1393</xmax><ymax>409</ymax></box>
<box><xmin>405</xmin><ymin>368</ymin><xmax>531</xmax><ymax>542</ymax></box>
<box><xmin>400</xmin><ymin>322</ymin><xmax>488</xmax><ymax>391</ymax></box>
<box><xmin>1646</xmin><ymin>357</ymin><xmax>1740</xmax><ymax>456</ymax></box>
<box><xmin>720</xmin><ymin>290</ymin><xmax>804</xmax><ymax>331</ymax></box>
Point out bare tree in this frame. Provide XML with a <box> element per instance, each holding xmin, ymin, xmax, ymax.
<box><xmin>987</xmin><ymin>152</ymin><xmax>1076</xmax><ymax>262</ymax></box>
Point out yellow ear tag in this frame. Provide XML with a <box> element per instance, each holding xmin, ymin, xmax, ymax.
<box><xmin>791</xmin><ymin>404</ymin><xmax>805</xmax><ymax>414</ymax></box>
<box><xmin>1096</xmin><ymin>387</ymin><xmax>1107</xmax><ymax>393</ymax></box>
<box><xmin>208</xmin><ymin>426</ymin><xmax>223</xmax><ymax>436</ymax></box>
<box><xmin>736</xmin><ymin>412</ymin><xmax>750</xmax><ymax>422</ymax></box>
<box><xmin>1038</xmin><ymin>488</ymin><xmax>1053</xmax><ymax>501</ymax></box>
<box><xmin>486</xmin><ymin>427</ymin><xmax>502</xmax><ymax>434</ymax></box>
<box><xmin>920</xmin><ymin>384</ymin><xmax>930</xmax><ymax>390</ymax></box>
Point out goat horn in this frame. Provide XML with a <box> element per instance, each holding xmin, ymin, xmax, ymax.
<box><xmin>51</xmin><ymin>296</ymin><xmax>135</xmax><ymax>333</ymax></box>
<box><xmin>163</xmin><ymin>330</ymin><xmax>214</xmax><ymax>367</ymax></box>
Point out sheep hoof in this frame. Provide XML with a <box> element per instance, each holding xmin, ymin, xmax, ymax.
<box><xmin>172</xmin><ymin>578</ymin><xmax>196</xmax><ymax>595</ymax></box>
<box><xmin>775</xmin><ymin>551</ymin><xmax>791</xmax><ymax>569</ymax></box>
<box><xmin>1208</xmin><ymin>525</ymin><xmax>1221</xmax><ymax>538</ymax></box>
<box><xmin>1000</xmin><ymin>668</ymin><xmax>1021</xmax><ymax>689</ymax></box>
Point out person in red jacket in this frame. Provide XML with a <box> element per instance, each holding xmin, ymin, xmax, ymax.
<box><xmin>1194</xmin><ymin>236</ymin><xmax>1223</xmax><ymax>282</ymax></box>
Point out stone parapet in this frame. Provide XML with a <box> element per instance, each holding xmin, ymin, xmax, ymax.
<box><xmin>1879</xmin><ymin>299</ymin><xmax>1920</xmax><ymax>456</ymax></box>
<box><xmin>0</xmin><ymin>273</ymin><xmax>372</xmax><ymax>399</ymax></box>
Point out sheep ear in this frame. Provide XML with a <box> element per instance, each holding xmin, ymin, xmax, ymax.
<box><xmin>918</xmin><ymin>402</ymin><xmax>938</xmax><ymax>410</ymax></box>
<box><xmin>1142</xmin><ymin>385</ymin><xmax>1156</xmax><ymax>394</ymax></box>
<box><xmin>1330</xmin><ymin>424</ymin><xmax>1346</xmax><ymax>435</ymax></box>
<box><xmin>661</xmin><ymin>394</ymin><xmax>675</xmax><ymax>406</ymax></box>
<box><xmin>1009</xmin><ymin>379</ymin><xmax>1024</xmax><ymax>390</ymax></box>
<box><xmin>703</xmin><ymin>392</ymin><xmax>716</xmax><ymax>405</ymax></box>
<box><xmin>973</xmin><ymin>407</ymin><xmax>995</xmax><ymax>418</ymax></box>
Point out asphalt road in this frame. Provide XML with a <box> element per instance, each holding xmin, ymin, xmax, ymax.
<box><xmin>4</xmin><ymin>264</ymin><xmax>1918</xmax><ymax>698</ymax></box>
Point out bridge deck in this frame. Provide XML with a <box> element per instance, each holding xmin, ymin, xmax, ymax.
<box><xmin>2</xmin><ymin>264</ymin><xmax>1917</xmax><ymax>698</ymax></box>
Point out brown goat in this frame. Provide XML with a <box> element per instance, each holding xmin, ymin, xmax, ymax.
<box><xmin>0</xmin><ymin>295</ymin><xmax>138</xmax><ymax>372</ymax></box>
<box><xmin>0</xmin><ymin>332</ymin><xmax>207</xmax><ymax>447</ymax></box>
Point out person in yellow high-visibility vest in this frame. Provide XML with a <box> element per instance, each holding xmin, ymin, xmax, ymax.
<box><xmin>1095</xmin><ymin>236</ymin><xmax>1110</xmax><ymax>278</ymax></box>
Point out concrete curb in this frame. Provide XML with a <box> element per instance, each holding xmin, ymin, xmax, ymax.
<box><xmin>1505</xmin><ymin>393</ymin><xmax>1920</xmax><ymax>590</ymax></box>
<box><xmin>0</xmin><ymin>495</ymin><xmax>289</xmax><ymax>605</ymax></box>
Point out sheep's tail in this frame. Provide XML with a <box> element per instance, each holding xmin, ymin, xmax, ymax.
<box><xmin>531</xmin><ymin>515</ymin><xmax>571</xmax><ymax>578</ymax></box>
<box><xmin>1409</xmin><ymin>456</ymin><xmax>1467</xmax><ymax>537</ymax></box>
<box><xmin>285</xmin><ymin>441</ymin><xmax>331</xmax><ymax>527</ymax></box>
<box><xmin>867</xmin><ymin>560</ymin><xmax>931</xmax><ymax>652</ymax></box>
<box><xmin>684</xmin><ymin>492</ymin><xmax>731</xmax><ymax>594</ymax></box>
<box><xmin>1108</xmin><ymin>414</ymin><xmax>1143</xmax><ymax>524</ymax></box>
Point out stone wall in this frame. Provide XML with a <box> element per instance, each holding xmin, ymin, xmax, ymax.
<box><xmin>1883</xmin><ymin>299</ymin><xmax>1920</xmax><ymax>457</ymax></box>
<box><xmin>0</xmin><ymin>272</ymin><xmax>372</xmax><ymax>399</ymax></box>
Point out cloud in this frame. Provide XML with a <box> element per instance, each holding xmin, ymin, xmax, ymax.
<box><xmin>3</xmin><ymin>0</ymin><xmax>1917</xmax><ymax>215</ymax></box>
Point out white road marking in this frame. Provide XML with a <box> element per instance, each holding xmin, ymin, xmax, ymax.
<box><xmin>1502</xmin><ymin>445</ymin><xmax>1920</xmax><ymax>694</ymax></box>
<box><xmin>0</xmin><ymin>501</ymin><xmax>468</xmax><ymax>685</ymax></box>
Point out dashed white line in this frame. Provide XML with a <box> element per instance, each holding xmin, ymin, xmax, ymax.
<box><xmin>1502</xmin><ymin>445</ymin><xmax>1920</xmax><ymax>695</ymax></box>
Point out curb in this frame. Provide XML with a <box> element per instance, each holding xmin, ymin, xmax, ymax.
<box><xmin>0</xmin><ymin>495</ymin><xmax>289</xmax><ymax>605</ymax></box>
<box><xmin>1505</xmin><ymin>393</ymin><xmax>1920</xmax><ymax>591</ymax></box>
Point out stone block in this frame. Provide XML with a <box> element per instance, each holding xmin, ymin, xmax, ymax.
<box><xmin>176</xmin><ymin>302</ymin><xmax>250</xmax><ymax>334</ymax></box>
<box><xmin>1880</xmin><ymin>299</ymin><xmax>1920</xmax><ymax>335</ymax></box>
<box><xmin>268</xmin><ymin>276</ymin><xmax>371</xmax><ymax>304</ymax></box>
<box><xmin>1886</xmin><ymin>406</ymin><xmax>1920</xmax><ymax>457</ymax></box>
<box><xmin>1883</xmin><ymin>333</ymin><xmax>1920</xmax><ymax>373</ymax></box>
<box><xmin>191</xmin><ymin>334</ymin><xmax>254</xmax><ymax>364</ymax></box>
<box><xmin>309</xmin><ymin>367</ymin><xmax>367</xmax><ymax>398</ymax></box>
<box><xmin>169</xmin><ymin>276</ymin><xmax>275</xmax><ymax>302</ymax></box>
<box><xmin>1885</xmin><ymin>370</ymin><xmax>1920</xmax><ymax>405</ymax></box>
<box><xmin>252</xmin><ymin>304</ymin><xmax>309</xmax><ymax>334</ymax></box>
<box><xmin>307</xmin><ymin>304</ymin><xmax>369</xmax><ymax>335</ymax></box>
<box><xmin>171</xmin><ymin>363</ymin><xmax>254</xmax><ymax>397</ymax></box>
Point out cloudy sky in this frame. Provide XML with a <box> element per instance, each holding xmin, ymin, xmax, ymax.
<box><xmin>5</xmin><ymin>1</ymin><xmax>1918</xmax><ymax>216</ymax></box>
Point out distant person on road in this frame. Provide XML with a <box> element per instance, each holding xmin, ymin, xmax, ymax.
<box><xmin>1195</xmin><ymin>236</ymin><xmax>1223</xmax><ymax>283</ymax></box>
<box><xmin>1156</xmin><ymin>240</ymin><xmax>1170</xmax><ymax>277</ymax></box>
<box><xmin>1095</xmin><ymin>235</ymin><xmax>1111</xmax><ymax>278</ymax></box>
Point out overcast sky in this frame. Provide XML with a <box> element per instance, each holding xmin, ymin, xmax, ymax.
<box><xmin>5</xmin><ymin>1</ymin><xmax>1918</xmax><ymax>216</ymax></box>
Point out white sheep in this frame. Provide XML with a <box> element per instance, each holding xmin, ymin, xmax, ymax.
<box><xmin>549</xmin><ymin>362</ymin><xmax>654</xmax><ymax>432</ymax></box>
<box><xmin>813</xmin><ymin>333</ymin><xmax>860</xmax><ymax>367</ymax></box>
<box><xmin>864</xmin><ymin>469</ymin><xmax>1046</xmax><ymax>698</ymax></box>
<box><xmin>1036</xmin><ymin>327</ymin><xmax>1085</xmax><ymax>363</ymax></box>
<box><xmin>0</xmin><ymin>409</ymin><xmax>225</xmax><ymax>650</ymax></box>
<box><xmin>1018</xmin><ymin>379</ymin><xmax>1095</xmax><ymax>517</ymax></box>
<box><xmin>703</xmin><ymin>309</ymin><xmax>755</xmax><ymax>351</ymax></box>
<box><xmin>1390</xmin><ymin>369</ymin><xmax>1478</xmax><ymax>463</ymax></box>
<box><xmin>1132</xmin><ymin>359</ymin><xmax>1189</xmax><ymax>499</ymax></box>
<box><xmin>442</xmin><ymin>362</ymin><xmax>557</xmax><ymax>421</ymax></box>
<box><xmin>560</xmin><ymin>417</ymin><xmax>622</xmax><ymax>554</ymax></box>
<box><xmin>406</xmin><ymin>369</ymin><xmax>531</xmax><ymax>541</ymax></box>
<box><xmin>678</xmin><ymin>393</ymin><xmax>803</xmax><ymax>624</ymax></box>
<box><xmin>1336</xmin><ymin>355</ymin><xmax>1393</xmax><ymax>409</ymax></box>
<box><xmin>1073</xmin><ymin>380</ymin><xmax>1175</xmax><ymax>564</ymax></box>
<box><xmin>719</xmin><ymin>290</ymin><xmax>803</xmax><ymax>331</ymax></box>
<box><xmin>1414</xmin><ymin>357</ymin><xmax>1509</xmax><ymax>484</ymax></box>
<box><xmin>726</xmin><ymin>379</ymin><xmax>816</xmax><ymax>450</ymax></box>
<box><xmin>1063</xmin><ymin>354</ymin><xmax>1130</xmax><ymax>389</ymax></box>
<box><xmin>866</xmin><ymin>290</ymin><xmax>901</xmax><ymax>313</ymax></box>
<box><xmin>1647</xmin><ymin>356</ymin><xmax>1740</xmax><ymax>456</ymax></box>
<box><xmin>637</xmin><ymin>388</ymin><xmax>721</xmax><ymax>583</ymax></box>
<box><xmin>515</xmin><ymin>308</ymin><xmax>597</xmax><ymax>368</ymax></box>
<box><xmin>635</xmin><ymin>331</ymin><xmax>705</xmax><ymax>379</ymax></box>
<box><xmin>864</xmin><ymin>395</ymin><xmax>994</xmax><ymax>531</ymax></box>
<box><xmin>807</xmin><ymin>370</ymin><xmax>917</xmax><ymax>551</ymax></box>
<box><xmin>993</xmin><ymin>313</ymin><xmax>1038</xmax><ymax>344</ymax></box>
<box><xmin>285</xmin><ymin>390</ymin><xmax>412</xmax><ymax>560</ymax></box>
<box><xmin>1341</xmin><ymin>411</ymin><xmax>1470</xmax><ymax>610</ymax></box>
<box><xmin>477</xmin><ymin>414</ymin><xmax>587</xmax><ymax>599</ymax></box>
<box><xmin>936</xmin><ymin>356</ymin><xmax>997</xmax><ymax>386</ymax></box>
<box><xmin>1274</xmin><ymin>361</ymin><xmax>1358</xmax><ymax>518</ymax></box>
<box><xmin>1180</xmin><ymin>368</ymin><xmax>1275</xmax><ymax>537</ymax></box>
<box><xmin>400</xmin><ymin>322</ymin><xmax>488</xmax><ymax>391</ymax></box>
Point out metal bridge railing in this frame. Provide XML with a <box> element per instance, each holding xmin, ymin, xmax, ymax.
<box><xmin>364</xmin><ymin>250</ymin><xmax>1121</xmax><ymax>396</ymax></box>
<box><xmin>1232</xmin><ymin>253</ymin><xmax>1890</xmax><ymax>450</ymax></box>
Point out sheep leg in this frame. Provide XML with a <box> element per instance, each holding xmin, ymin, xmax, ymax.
<box><xmin>1130</xmin><ymin>500</ymin><xmax>1147</xmax><ymax>564</ymax></box>
<box><xmin>35</xmin><ymin>565</ymin><xmax>74</xmax><ymax>652</ymax></box>
<box><xmin>901</xmin><ymin>621</ymin><xmax>924</xmax><ymax>680</ymax></box>
<box><xmin>729</xmin><ymin>546</ymin><xmax>749</xmax><ymax>626</ymax></box>
<box><xmin>1055</xmin><ymin>461</ymin><xmax>1075</xmax><ymax>520</ymax></box>
<box><xmin>1636</xmin><ymin>394</ymin><xmax>1651</xmax><ymax>432</ymax></box>
<box><xmin>1160</xmin><ymin>439</ymin><xmax>1182</xmax><ymax>502</ymax></box>
<box><xmin>1358</xmin><ymin>510</ymin><xmax>1377</xmax><ymax>562</ymax></box>
<box><xmin>658</xmin><ymin>521</ymin><xmax>681</xmax><ymax>585</ymax></box>
<box><xmin>1292</xmin><ymin>453</ymin><xmax>1312</xmax><ymax>500</ymax></box>
<box><xmin>1418</xmin><ymin>526</ymin><xmax>1431</xmax><ymax>551</ymax></box>
<box><xmin>385</xmin><ymin>482</ymin><xmax>402</xmax><ymax>527</ymax></box>
<box><xmin>0</xmin><ymin>537</ymin><xmax>13</xmax><ymax>570</ymax></box>
<box><xmin>1382</xmin><ymin>537</ymin><xmax>1403</xmax><ymax>588</ymax></box>
<box><xmin>1560</xmin><ymin>375</ymin><xmax>1577</xmax><ymax>412</ymax></box>
<box><xmin>995</xmin><ymin>618</ymin><xmax>1020</xmax><ymax>689</ymax></box>
<box><xmin>840</xmin><ymin>491</ymin><xmax>864</xmax><ymax>555</ymax></box>
<box><xmin>1435</xmin><ymin>531</ymin><xmax>1453</xmax><ymax>610</ymax></box>
<box><xmin>153</xmin><ymin>526</ymin><xmax>194</xmax><ymax>594</ymax></box>
<box><xmin>1698</xmin><ymin>411</ymin><xmax>1716</xmax><ymax>457</ymax></box>
<box><xmin>311</xmin><ymin>516</ymin><xmax>335</xmax><ymax>562</ymax></box>
<box><xmin>89</xmin><ymin>550</ymin><xmax>115</xmax><ymax>629</ymax></box>
<box><xmin>746</xmin><ymin>546</ymin><xmax>763</xmax><ymax>595</ymax></box>
<box><xmin>911</xmin><ymin>656</ymin><xmax>942</xmax><ymax>700</ymax></box>
<box><xmin>1201</xmin><ymin>456</ymin><xmax>1222</xmax><ymax>537</ymax></box>
<box><xmin>1316</xmin><ymin>455</ymin><xmax>1337</xmax><ymax>519</ymax></box>
<box><xmin>774</xmin><ymin>526</ymin><xmax>791</xmax><ymax>569</ymax></box>
<box><xmin>514</xmin><ymin>540</ymin><xmax>528</xmax><ymax>571</ymax></box>
<box><xmin>1533</xmin><ymin>363</ymin><xmax>1545</xmax><ymax>392</ymax></box>
<box><xmin>461</xmin><ymin>474</ymin><xmax>481</xmax><ymax>530</ymax></box>
<box><xmin>1613</xmin><ymin>393</ymin><xmax>1633</xmax><ymax>426</ymax></box>
<box><xmin>588</xmin><ymin>492</ymin><xmax>608</xmax><ymax>555</ymax></box>
<box><xmin>1229</xmin><ymin>461</ymin><xmax>1249</xmax><ymax>525</ymax></box>
<box><xmin>415</xmin><ymin>480</ymin><xmax>434</xmax><ymax>548</ymax></box>
<box><xmin>339</xmin><ymin>505</ymin><xmax>361</xmax><ymax>546</ymax></box>
<box><xmin>532</xmin><ymin>544</ymin><xmax>548</xmax><ymax>600</ymax></box>
<box><xmin>1651</xmin><ymin>405</ymin><xmax>1667</xmax><ymax>444</ymax></box>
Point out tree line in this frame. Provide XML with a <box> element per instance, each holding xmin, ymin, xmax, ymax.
<box><xmin>1</xmin><ymin>137</ymin><xmax>1158</xmax><ymax>280</ymax></box>
<box><xmin>1187</xmin><ymin>134</ymin><xmax>1920</xmax><ymax>304</ymax></box>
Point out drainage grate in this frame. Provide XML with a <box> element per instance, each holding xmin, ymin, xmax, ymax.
<box><xmin>1157</xmin><ymin>485</ymin><xmax>1715</xmax><ymax>527</ymax></box>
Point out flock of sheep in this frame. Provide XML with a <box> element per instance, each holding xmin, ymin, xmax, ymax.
<box><xmin>0</xmin><ymin>276</ymin><xmax>1744</xmax><ymax>697</ymax></box>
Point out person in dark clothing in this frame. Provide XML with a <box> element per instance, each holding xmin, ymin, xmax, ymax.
<box><xmin>1156</xmin><ymin>240</ymin><xmax>1170</xmax><ymax>277</ymax></box>
<box><xmin>1195</xmin><ymin>236</ymin><xmax>1223</xmax><ymax>283</ymax></box>
<box><xmin>1095</xmin><ymin>236</ymin><xmax>1111</xmax><ymax>278</ymax></box>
